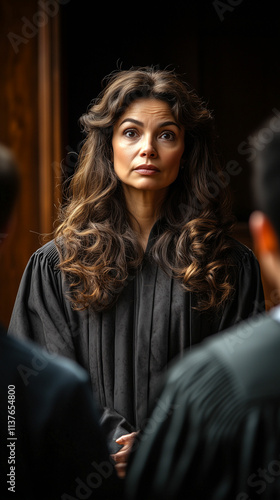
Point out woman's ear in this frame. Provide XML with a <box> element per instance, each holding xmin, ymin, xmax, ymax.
<box><xmin>250</xmin><ymin>211</ymin><xmax>280</xmax><ymax>292</ymax></box>
<box><xmin>249</xmin><ymin>211</ymin><xmax>279</xmax><ymax>255</ymax></box>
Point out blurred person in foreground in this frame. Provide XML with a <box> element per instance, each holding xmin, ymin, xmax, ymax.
<box><xmin>125</xmin><ymin>126</ymin><xmax>280</xmax><ymax>499</ymax></box>
<box><xmin>0</xmin><ymin>144</ymin><xmax>122</xmax><ymax>499</ymax></box>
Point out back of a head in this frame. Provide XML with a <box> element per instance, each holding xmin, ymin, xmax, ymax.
<box><xmin>0</xmin><ymin>144</ymin><xmax>20</xmax><ymax>234</ymax></box>
<box><xmin>254</xmin><ymin>129</ymin><xmax>280</xmax><ymax>241</ymax></box>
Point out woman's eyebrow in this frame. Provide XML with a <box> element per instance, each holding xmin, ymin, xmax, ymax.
<box><xmin>119</xmin><ymin>118</ymin><xmax>143</xmax><ymax>127</ymax></box>
<box><xmin>119</xmin><ymin>118</ymin><xmax>181</xmax><ymax>129</ymax></box>
<box><xmin>160</xmin><ymin>121</ymin><xmax>181</xmax><ymax>130</ymax></box>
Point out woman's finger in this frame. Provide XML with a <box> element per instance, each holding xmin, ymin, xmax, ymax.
<box><xmin>114</xmin><ymin>462</ymin><xmax>127</xmax><ymax>479</ymax></box>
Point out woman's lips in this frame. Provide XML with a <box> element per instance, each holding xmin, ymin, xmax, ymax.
<box><xmin>134</xmin><ymin>164</ymin><xmax>160</xmax><ymax>175</ymax></box>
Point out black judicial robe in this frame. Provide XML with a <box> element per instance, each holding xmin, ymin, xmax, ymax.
<box><xmin>8</xmin><ymin>226</ymin><xmax>264</xmax><ymax>452</ymax></box>
<box><xmin>125</xmin><ymin>312</ymin><xmax>280</xmax><ymax>500</ymax></box>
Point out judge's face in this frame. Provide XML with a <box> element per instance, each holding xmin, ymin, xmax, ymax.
<box><xmin>112</xmin><ymin>98</ymin><xmax>185</xmax><ymax>193</ymax></box>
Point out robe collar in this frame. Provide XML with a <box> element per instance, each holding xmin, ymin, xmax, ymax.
<box><xmin>144</xmin><ymin>217</ymin><xmax>167</xmax><ymax>255</ymax></box>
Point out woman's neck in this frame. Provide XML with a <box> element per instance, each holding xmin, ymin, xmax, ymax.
<box><xmin>123</xmin><ymin>185</ymin><xmax>167</xmax><ymax>250</ymax></box>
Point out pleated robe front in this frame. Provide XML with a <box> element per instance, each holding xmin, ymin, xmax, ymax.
<box><xmin>8</xmin><ymin>224</ymin><xmax>265</xmax><ymax>452</ymax></box>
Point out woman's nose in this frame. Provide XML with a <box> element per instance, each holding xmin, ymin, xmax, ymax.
<box><xmin>139</xmin><ymin>137</ymin><xmax>158</xmax><ymax>158</ymax></box>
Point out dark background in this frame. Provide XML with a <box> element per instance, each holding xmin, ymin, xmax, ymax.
<box><xmin>60</xmin><ymin>0</ymin><xmax>280</xmax><ymax>221</ymax></box>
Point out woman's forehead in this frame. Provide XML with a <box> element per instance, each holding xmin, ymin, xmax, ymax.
<box><xmin>116</xmin><ymin>98</ymin><xmax>177</xmax><ymax>126</ymax></box>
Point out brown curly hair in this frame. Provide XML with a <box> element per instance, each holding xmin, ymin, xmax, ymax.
<box><xmin>55</xmin><ymin>66</ymin><xmax>236</xmax><ymax>311</ymax></box>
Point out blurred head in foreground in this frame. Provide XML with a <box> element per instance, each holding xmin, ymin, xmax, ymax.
<box><xmin>250</xmin><ymin>129</ymin><xmax>280</xmax><ymax>293</ymax></box>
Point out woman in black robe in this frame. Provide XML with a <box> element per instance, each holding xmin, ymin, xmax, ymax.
<box><xmin>8</xmin><ymin>67</ymin><xmax>264</xmax><ymax>477</ymax></box>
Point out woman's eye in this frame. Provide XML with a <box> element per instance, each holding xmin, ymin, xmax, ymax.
<box><xmin>160</xmin><ymin>131</ymin><xmax>175</xmax><ymax>141</ymax></box>
<box><xmin>124</xmin><ymin>129</ymin><xmax>138</xmax><ymax>139</ymax></box>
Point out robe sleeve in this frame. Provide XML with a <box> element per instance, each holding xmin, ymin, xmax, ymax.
<box><xmin>8</xmin><ymin>242</ymin><xmax>76</xmax><ymax>360</ymax></box>
<box><xmin>216</xmin><ymin>242</ymin><xmax>265</xmax><ymax>332</ymax></box>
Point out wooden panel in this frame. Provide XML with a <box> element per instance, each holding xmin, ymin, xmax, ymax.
<box><xmin>0</xmin><ymin>0</ymin><xmax>39</xmax><ymax>328</ymax></box>
<box><xmin>38</xmin><ymin>10</ymin><xmax>62</xmax><ymax>233</ymax></box>
<box><xmin>0</xmin><ymin>1</ymin><xmax>62</xmax><ymax>328</ymax></box>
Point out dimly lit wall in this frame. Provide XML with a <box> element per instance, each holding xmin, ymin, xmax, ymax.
<box><xmin>0</xmin><ymin>0</ymin><xmax>40</xmax><ymax>327</ymax></box>
<box><xmin>1</xmin><ymin>0</ymin><xmax>279</xmax><ymax>326</ymax></box>
<box><xmin>0</xmin><ymin>0</ymin><xmax>61</xmax><ymax>327</ymax></box>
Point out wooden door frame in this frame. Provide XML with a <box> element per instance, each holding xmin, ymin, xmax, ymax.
<box><xmin>38</xmin><ymin>12</ymin><xmax>62</xmax><ymax>235</ymax></box>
